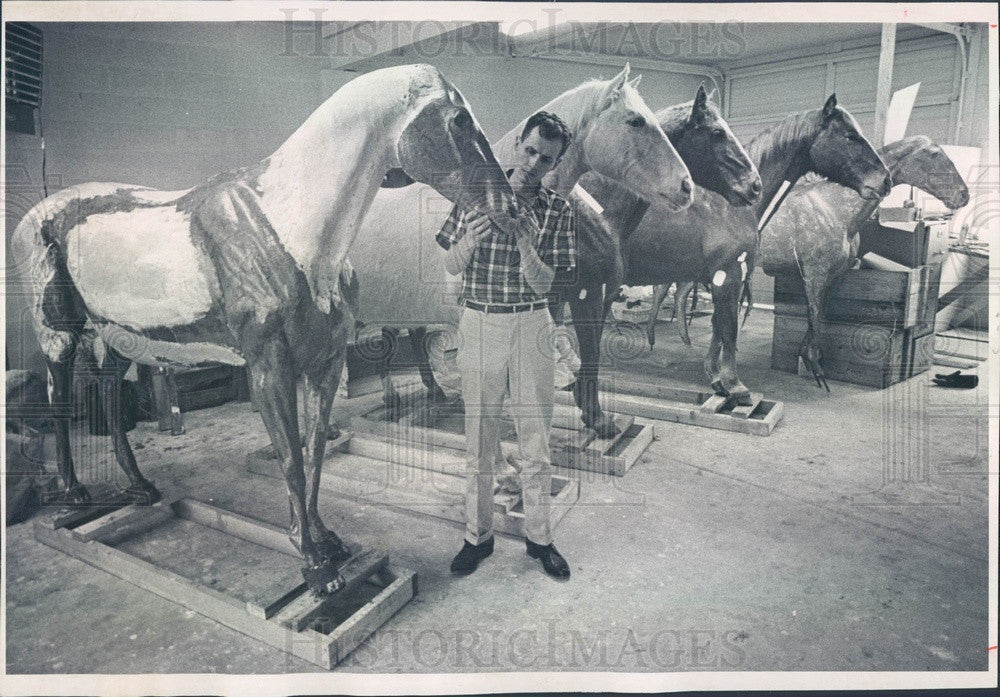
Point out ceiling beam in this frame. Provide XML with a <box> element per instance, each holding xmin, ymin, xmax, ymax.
<box><xmin>872</xmin><ymin>23</ymin><xmax>897</xmax><ymax>147</ymax></box>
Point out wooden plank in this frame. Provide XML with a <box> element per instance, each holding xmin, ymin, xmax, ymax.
<box><xmin>595</xmin><ymin>377</ymin><xmax>711</xmax><ymax>404</ymax></box>
<box><xmin>700</xmin><ymin>395</ymin><xmax>729</xmax><ymax>414</ymax></box>
<box><xmin>171</xmin><ymin>499</ymin><xmax>297</xmax><ymax>557</ymax></box>
<box><xmin>33</xmin><ymin>521</ymin><xmax>337</xmax><ymax>669</ymax></box>
<box><xmin>71</xmin><ymin>500</ymin><xmax>175</xmax><ymax>543</ymax></box>
<box><xmin>581</xmin><ymin>414</ymin><xmax>635</xmax><ymax>464</ymax></box>
<box><xmin>931</xmin><ymin>354</ymin><xmax>977</xmax><ymax>369</ymax></box>
<box><xmin>552</xmin><ymin>387</ymin><xmax>779</xmax><ymax>436</ymax></box>
<box><xmin>326</xmin><ymin>568</ymin><xmax>416</xmax><ymax>667</ymax></box>
<box><xmin>731</xmin><ymin>394</ymin><xmax>764</xmax><ymax>419</ymax></box>
<box><xmin>603</xmin><ymin>422</ymin><xmax>655</xmax><ymax>476</ymax></box>
<box><xmin>44</xmin><ymin>485</ymin><xmax>140</xmax><ymax>530</ymax></box>
<box><xmin>272</xmin><ymin>549</ymin><xmax>388</xmax><ymax>632</ymax></box>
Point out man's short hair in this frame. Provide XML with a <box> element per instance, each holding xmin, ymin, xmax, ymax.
<box><xmin>520</xmin><ymin>111</ymin><xmax>572</xmax><ymax>158</ymax></box>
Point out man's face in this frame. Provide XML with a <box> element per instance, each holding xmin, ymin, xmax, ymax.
<box><xmin>510</xmin><ymin>126</ymin><xmax>564</xmax><ymax>192</ymax></box>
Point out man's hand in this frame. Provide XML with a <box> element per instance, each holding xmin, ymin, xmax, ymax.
<box><xmin>464</xmin><ymin>212</ymin><xmax>494</xmax><ymax>245</ymax></box>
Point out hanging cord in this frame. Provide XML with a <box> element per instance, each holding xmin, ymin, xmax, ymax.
<box><xmin>38</xmin><ymin>96</ymin><xmax>49</xmax><ymax>198</ymax></box>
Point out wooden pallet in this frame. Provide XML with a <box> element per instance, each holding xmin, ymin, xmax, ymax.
<box><xmin>551</xmin><ymin>378</ymin><xmax>783</xmax><ymax>437</ymax></box>
<box><xmin>34</xmin><ymin>497</ymin><xmax>416</xmax><ymax>670</ymax></box>
<box><xmin>349</xmin><ymin>386</ymin><xmax>654</xmax><ymax>476</ymax></box>
<box><xmin>246</xmin><ymin>431</ymin><xmax>580</xmax><ymax>536</ymax></box>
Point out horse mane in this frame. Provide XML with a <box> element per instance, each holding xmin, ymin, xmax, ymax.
<box><xmin>656</xmin><ymin>101</ymin><xmax>692</xmax><ymax>135</ymax></box>
<box><xmin>746</xmin><ymin>110</ymin><xmax>823</xmax><ymax>171</ymax></box>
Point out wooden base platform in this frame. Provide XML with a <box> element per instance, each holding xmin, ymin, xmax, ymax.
<box><xmin>349</xmin><ymin>387</ymin><xmax>654</xmax><ymax>476</ymax></box>
<box><xmin>34</xmin><ymin>497</ymin><xmax>415</xmax><ymax>670</ymax></box>
<box><xmin>552</xmin><ymin>378</ymin><xmax>783</xmax><ymax>437</ymax></box>
<box><xmin>246</xmin><ymin>431</ymin><xmax>580</xmax><ymax>537</ymax></box>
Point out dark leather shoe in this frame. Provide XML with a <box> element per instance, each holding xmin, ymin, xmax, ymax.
<box><xmin>450</xmin><ymin>537</ymin><xmax>494</xmax><ymax>576</ymax></box>
<box><xmin>526</xmin><ymin>539</ymin><xmax>570</xmax><ymax>580</ymax></box>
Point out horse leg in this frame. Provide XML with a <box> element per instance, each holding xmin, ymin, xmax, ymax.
<box><xmin>45</xmin><ymin>354</ymin><xmax>90</xmax><ymax>505</ymax></box>
<box><xmin>571</xmin><ymin>285</ymin><xmax>619</xmax><ymax>438</ymax></box>
<box><xmin>379</xmin><ymin>327</ymin><xmax>402</xmax><ymax>420</ymax></box>
<box><xmin>710</xmin><ymin>269</ymin><xmax>752</xmax><ymax>405</ymax></box>
<box><xmin>249</xmin><ymin>342</ymin><xmax>341</xmax><ymax>595</ymax></box>
<box><xmin>36</xmin><ymin>259</ymin><xmax>89</xmax><ymax>505</ymax></box>
<box><xmin>410</xmin><ymin>326</ymin><xmax>447</xmax><ymax>403</ymax></box>
<box><xmin>675</xmin><ymin>280</ymin><xmax>696</xmax><ymax>346</ymax></box>
<box><xmin>646</xmin><ymin>283</ymin><xmax>671</xmax><ymax>349</ymax></box>
<box><xmin>800</xmin><ymin>275</ymin><xmax>831</xmax><ymax>391</ymax></box>
<box><xmin>301</xmin><ymin>352</ymin><xmax>352</xmax><ymax>566</ymax></box>
<box><xmin>99</xmin><ymin>347</ymin><xmax>160</xmax><ymax>504</ymax></box>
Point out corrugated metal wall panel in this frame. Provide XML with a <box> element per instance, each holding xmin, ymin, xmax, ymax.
<box><xmin>729</xmin><ymin>63</ymin><xmax>827</xmax><ymax>119</ymax></box>
<box><xmin>726</xmin><ymin>37</ymin><xmax>959</xmax><ymax>145</ymax></box>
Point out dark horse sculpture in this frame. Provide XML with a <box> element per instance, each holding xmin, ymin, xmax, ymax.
<box><xmin>578</xmin><ymin>95</ymin><xmax>891</xmax><ymax>423</ymax></box>
<box><xmin>555</xmin><ymin>87</ymin><xmax>762</xmax><ymax>436</ymax></box>
<box><xmin>757</xmin><ymin>135</ymin><xmax>970</xmax><ymax>386</ymax></box>
<box><xmin>14</xmin><ymin>65</ymin><xmax>517</xmax><ymax>595</ymax></box>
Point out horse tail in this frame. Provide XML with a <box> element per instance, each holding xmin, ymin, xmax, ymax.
<box><xmin>12</xmin><ymin>195</ymin><xmax>83</xmax><ymax>362</ymax></box>
<box><xmin>739</xmin><ymin>276</ymin><xmax>753</xmax><ymax>328</ymax></box>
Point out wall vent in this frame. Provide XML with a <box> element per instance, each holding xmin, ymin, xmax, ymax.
<box><xmin>5</xmin><ymin>22</ymin><xmax>43</xmax><ymax>134</ymax></box>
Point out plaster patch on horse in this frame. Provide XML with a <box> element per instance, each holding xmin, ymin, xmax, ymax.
<box><xmin>93</xmin><ymin>323</ymin><xmax>245</xmax><ymax>366</ymax></box>
<box><xmin>66</xmin><ymin>206</ymin><xmax>215</xmax><ymax>329</ymax></box>
<box><xmin>572</xmin><ymin>183</ymin><xmax>604</xmax><ymax>215</ymax></box>
<box><xmin>131</xmin><ymin>188</ymin><xmax>192</xmax><ymax>205</ymax></box>
<box><xmin>712</xmin><ymin>270</ymin><xmax>727</xmax><ymax>286</ymax></box>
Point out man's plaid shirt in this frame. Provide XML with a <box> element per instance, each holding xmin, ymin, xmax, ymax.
<box><xmin>436</xmin><ymin>184</ymin><xmax>576</xmax><ymax>305</ymax></box>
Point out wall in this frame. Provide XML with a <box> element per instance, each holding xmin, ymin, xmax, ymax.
<box><xmin>5</xmin><ymin>22</ymin><xmax>333</xmax><ymax>372</ymax></box>
<box><xmin>342</xmin><ymin>28</ymin><xmax>708</xmax><ymax>144</ymax></box>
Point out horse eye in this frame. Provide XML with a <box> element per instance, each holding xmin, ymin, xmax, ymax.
<box><xmin>454</xmin><ymin>110</ymin><xmax>472</xmax><ymax>128</ymax></box>
<box><xmin>712</xmin><ymin>129</ymin><xmax>726</xmax><ymax>139</ymax></box>
<box><xmin>627</xmin><ymin>116</ymin><xmax>646</xmax><ymax>128</ymax></box>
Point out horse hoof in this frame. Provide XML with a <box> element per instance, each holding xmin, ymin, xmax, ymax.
<box><xmin>302</xmin><ymin>562</ymin><xmax>346</xmax><ymax>596</ymax></box>
<box><xmin>123</xmin><ymin>481</ymin><xmax>162</xmax><ymax>506</ymax></box>
<box><xmin>43</xmin><ymin>484</ymin><xmax>92</xmax><ymax>508</ymax></box>
<box><xmin>710</xmin><ymin>380</ymin><xmax>726</xmax><ymax>396</ymax></box>
<box><xmin>317</xmin><ymin>536</ymin><xmax>352</xmax><ymax>565</ymax></box>
<box><xmin>729</xmin><ymin>390</ymin><xmax>753</xmax><ymax>407</ymax></box>
<box><xmin>586</xmin><ymin>414</ymin><xmax>620</xmax><ymax>439</ymax></box>
<box><xmin>327</xmin><ymin>426</ymin><xmax>342</xmax><ymax>440</ymax></box>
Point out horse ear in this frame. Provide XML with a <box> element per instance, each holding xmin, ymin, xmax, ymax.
<box><xmin>689</xmin><ymin>84</ymin><xmax>708</xmax><ymax>125</ymax></box>
<box><xmin>380</xmin><ymin>168</ymin><xmax>416</xmax><ymax>188</ymax></box>
<box><xmin>628</xmin><ymin>75</ymin><xmax>642</xmax><ymax>89</ymax></box>
<box><xmin>603</xmin><ymin>63</ymin><xmax>631</xmax><ymax>105</ymax></box>
<box><xmin>822</xmin><ymin>93</ymin><xmax>838</xmax><ymax>120</ymax></box>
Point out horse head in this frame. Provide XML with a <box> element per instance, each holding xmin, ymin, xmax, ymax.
<box><xmin>574</xmin><ymin>64</ymin><xmax>693</xmax><ymax>212</ymax></box>
<box><xmin>661</xmin><ymin>84</ymin><xmax>761</xmax><ymax>206</ymax></box>
<box><xmin>884</xmin><ymin>135</ymin><xmax>970</xmax><ymax>209</ymax></box>
<box><xmin>808</xmin><ymin>94</ymin><xmax>892</xmax><ymax>200</ymax></box>
<box><xmin>389</xmin><ymin>66</ymin><xmax>517</xmax><ymax>220</ymax></box>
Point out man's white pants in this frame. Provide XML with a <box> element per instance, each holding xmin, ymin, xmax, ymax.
<box><xmin>458</xmin><ymin>307</ymin><xmax>554</xmax><ymax>546</ymax></box>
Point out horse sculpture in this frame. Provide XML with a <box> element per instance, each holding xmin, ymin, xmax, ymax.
<box><xmin>581</xmin><ymin>94</ymin><xmax>891</xmax><ymax>411</ymax></box>
<box><xmin>557</xmin><ymin>86</ymin><xmax>761</xmax><ymax>436</ymax></box>
<box><xmin>346</xmin><ymin>65</ymin><xmax>698</xmax><ymax>415</ymax></box>
<box><xmin>757</xmin><ymin>134</ymin><xmax>970</xmax><ymax>386</ymax></box>
<box><xmin>14</xmin><ymin>64</ymin><xmax>518</xmax><ymax>595</ymax></box>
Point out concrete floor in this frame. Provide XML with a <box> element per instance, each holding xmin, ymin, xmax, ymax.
<box><xmin>4</xmin><ymin>307</ymin><xmax>992</xmax><ymax>676</ymax></box>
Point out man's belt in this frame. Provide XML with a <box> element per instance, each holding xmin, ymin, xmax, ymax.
<box><xmin>463</xmin><ymin>299</ymin><xmax>549</xmax><ymax>314</ymax></box>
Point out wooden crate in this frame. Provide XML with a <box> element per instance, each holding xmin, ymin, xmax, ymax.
<box><xmin>773</xmin><ymin>265</ymin><xmax>930</xmax><ymax>329</ymax></box>
<box><xmin>34</xmin><ymin>497</ymin><xmax>415</xmax><ymax>670</ymax></box>
<box><xmin>771</xmin><ymin>315</ymin><xmax>928</xmax><ymax>388</ymax></box>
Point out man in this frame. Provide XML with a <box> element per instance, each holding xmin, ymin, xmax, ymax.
<box><xmin>436</xmin><ymin>111</ymin><xmax>576</xmax><ymax>580</ymax></box>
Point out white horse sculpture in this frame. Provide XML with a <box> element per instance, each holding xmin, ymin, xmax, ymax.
<box><xmin>15</xmin><ymin>64</ymin><xmax>517</xmax><ymax>595</ymax></box>
<box><xmin>345</xmin><ymin>64</ymin><xmax>694</xmax><ymax>405</ymax></box>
